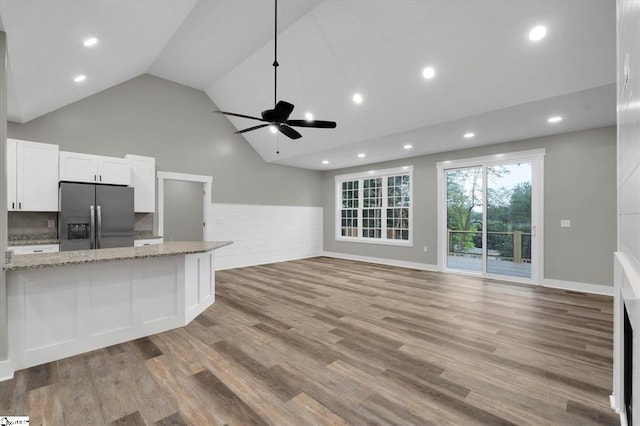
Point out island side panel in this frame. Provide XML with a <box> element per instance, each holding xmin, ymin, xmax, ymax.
<box><xmin>184</xmin><ymin>251</ymin><xmax>215</xmax><ymax>323</ymax></box>
<box><xmin>7</xmin><ymin>255</ymin><xmax>186</xmax><ymax>371</ymax></box>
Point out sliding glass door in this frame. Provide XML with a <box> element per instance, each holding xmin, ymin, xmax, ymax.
<box><xmin>441</xmin><ymin>151</ymin><xmax>541</xmax><ymax>281</ymax></box>
<box><xmin>445</xmin><ymin>166</ymin><xmax>484</xmax><ymax>273</ymax></box>
<box><xmin>486</xmin><ymin>162</ymin><xmax>532</xmax><ymax>278</ymax></box>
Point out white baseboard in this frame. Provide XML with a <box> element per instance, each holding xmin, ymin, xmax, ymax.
<box><xmin>0</xmin><ymin>358</ymin><xmax>14</xmax><ymax>382</ymax></box>
<box><xmin>322</xmin><ymin>251</ymin><xmax>612</xmax><ymax>296</ymax></box>
<box><xmin>321</xmin><ymin>251</ymin><xmax>439</xmax><ymax>272</ymax></box>
<box><xmin>214</xmin><ymin>253</ymin><xmax>321</xmax><ymax>271</ymax></box>
<box><xmin>541</xmin><ymin>278</ymin><xmax>613</xmax><ymax>296</ymax></box>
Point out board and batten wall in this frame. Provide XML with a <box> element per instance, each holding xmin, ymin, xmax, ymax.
<box><xmin>322</xmin><ymin>126</ymin><xmax>616</xmax><ymax>292</ymax></box>
<box><xmin>7</xmin><ymin>74</ymin><xmax>326</xmax><ymax>269</ymax></box>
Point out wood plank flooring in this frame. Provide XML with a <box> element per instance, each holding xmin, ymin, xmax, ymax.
<box><xmin>0</xmin><ymin>257</ymin><xmax>617</xmax><ymax>425</ymax></box>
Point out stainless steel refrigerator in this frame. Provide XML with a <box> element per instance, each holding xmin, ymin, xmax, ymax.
<box><xmin>59</xmin><ymin>182</ymin><xmax>134</xmax><ymax>251</ymax></box>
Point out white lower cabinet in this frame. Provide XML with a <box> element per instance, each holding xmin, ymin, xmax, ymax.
<box><xmin>8</xmin><ymin>244</ymin><xmax>59</xmax><ymax>255</ymax></box>
<box><xmin>134</xmin><ymin>237</ymin><xmax>163</xmax><ymax>247</ymax></box>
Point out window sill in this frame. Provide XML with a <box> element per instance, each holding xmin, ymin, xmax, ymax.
<box><xmin>335</xmin><ymin>237</ymin><xmax>412</xmax><ymax>247</ymax></box>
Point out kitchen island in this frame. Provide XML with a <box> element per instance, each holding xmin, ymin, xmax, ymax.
<box><xmin>2</xmin><ymin>241</ymin><xmax>232</xmax><ymax>380</ymax></box>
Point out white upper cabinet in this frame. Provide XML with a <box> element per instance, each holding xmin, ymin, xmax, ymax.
<box><xmin>7</xmin><ymin>139</ymin><xmax>59</xmax><ymax>211</ymax></box>
<box><xmin>98</xmin><ymin>156</ymin><xmax>131</xmax><ymax>185</ymax></box>
<box><xmin>125</xmin><ymin>154</ymin><xmax>156</xmax><ymax>212</ymax></box>
<box><xmin>59</xmin><ymin>151</ymin><xmax>130</xmax><ymax>186</ymax></box>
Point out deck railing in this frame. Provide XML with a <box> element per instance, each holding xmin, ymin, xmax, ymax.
<box><xmin>447</xmin><ymin>229</ymin><xmax>532</xmax><ymax>263</ymax></box>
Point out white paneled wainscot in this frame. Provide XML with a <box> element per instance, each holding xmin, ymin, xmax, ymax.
<box><xmin>4</xmin><ymin>242</ymin><xmax>230</xmax><ymax>379</ymax></box>
<box><xmin>209</xmin><ymin>203</ymin><xmax>323</xmax><ymax>270</ymax></box>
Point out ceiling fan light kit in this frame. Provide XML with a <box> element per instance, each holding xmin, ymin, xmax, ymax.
<box><xmin>214</xmin><ymin>0</ymin><xmax>336</xmax><ymax>142</ymax></box>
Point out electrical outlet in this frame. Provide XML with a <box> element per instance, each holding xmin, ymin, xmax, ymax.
<box><xmin>560</xmin><ymin>219</ymin><xmax>571</xmax><ymax>228</ymax></box>
<box><xmin>48</xmin><ymin>220</ymin><xmax>55</xmax><ymax>228</ymax></box>
<box><xmin>423</xmin><ymin>246</ymin><xmax>428</xmax><ymax>253</ymax></box>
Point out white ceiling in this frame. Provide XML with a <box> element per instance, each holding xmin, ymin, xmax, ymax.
<box><xmin>0</xmin><ymin>0</ymin><xmax>616</xmax><ymax>171</ymax></box>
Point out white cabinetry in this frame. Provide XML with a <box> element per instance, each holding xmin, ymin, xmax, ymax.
<box><xmin>8</xmin><ymin>244</ymin><xmax>59</xmax><ymax>254</ymax></box>
<box><xmin>125</xmin><ymin>154</ymin><xmax>155</xmax><ymax>212</ymax></box>
<box><xmin>134</xmin><ymin>237</ymin><xmax>163</xmax><ymax>247</ymax></box>
<box><xmin>59</xmin><ymin>151</ymin><xmax>130</xmax><ymax>186</ymax></box>
<box><xmin>7</xmin><ymin>139</ymin><xmax>59</xmax><ymax>211</ymax></box>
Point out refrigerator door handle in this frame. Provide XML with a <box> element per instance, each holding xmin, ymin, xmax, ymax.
<box><xmin>90</xmin><ymin>205</ymin><xmax>95</xmax><ymax>249</ymax></box>
<box><xmin>97</xmin><ymin>205</ymin><xmax>102</xmax><ymax>249</ymax></box>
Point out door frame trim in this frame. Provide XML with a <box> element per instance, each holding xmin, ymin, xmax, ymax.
<box><xmin>156</xmin><ymin>171</ymin><xmax>212</xmax><ymax>241</ymax></box>
<box><xmin>436</xmin><ymin>149</ymin><xmax>545</xmax><ymax>284</ymax></box>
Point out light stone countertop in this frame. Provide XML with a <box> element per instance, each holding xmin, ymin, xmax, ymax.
<box><xmin>4</xmin><ymin>241</ymin><xmax>233</xmax><ymax>271</ymax></box>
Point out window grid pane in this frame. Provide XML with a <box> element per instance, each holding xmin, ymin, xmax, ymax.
<box><xmin>341</xmin><ymin>180</ymin><xmax>359</xmax><ymax>237</ymax></box>
<box><xmin>337</xmin><ymin>172</ymin><xmax>410</xmax><ymax>242</ymax></box>
<box><xmin>386</xmin><ymin>174</ymin><xmax>410</xmax><ymax>240</ymax></box>
<box><xmin>362</xmin><ymin>178</ymin><xmax>382</xmax><ymax>239</ymax></box>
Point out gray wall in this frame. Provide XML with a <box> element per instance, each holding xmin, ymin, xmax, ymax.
<box><xmin>8</xmin><ymin>74</ymin><xmax>323</xmax><ymax>207</ymax></box>
<box><xmin>322</xmin><ymin>126</ymin><xmax>617</xmax><ymax>286</ymax></box>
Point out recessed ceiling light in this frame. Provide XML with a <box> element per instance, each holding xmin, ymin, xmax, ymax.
<box><xmin>83</xmin><ymin>37</ymin><xmax>98</xmax><ymax>47</ymax></box>
<box><xmin>422</xmin><ymin>66</ymin><xmax>436</xmax><ymax>79</ymax></box>
<box><xmin>529</xmin><ymin>25</ymin><xmax>547</xmax><ymax>41</ymax></box>
<box><xmin>269</xmin><ymin>125</ymin><xmax>278</xmax><ymax>133</ymax></box>
<box><xmin>464</xmin><ymin>132</ymin><xmax>475</xmax><ymax>139</ymax></box>
<box><xmin>547</xmin><ymin>116</ymin><xmax>563</xmax><ymax>123</ymax></box>
<box><xmin>404</xmin><ymin>144</ymin><xmax>413</xmax><ymax>150</ymax></box>
<box><xmin>322</xmin><ymin>160</ymin><xmax>329</xmax><ymax>165</ymax></box>
<box><xmin>353</xmin><ymin>93</ymin><xmax>363</xmax><ymax>104</ymax></box>
<box><xmin>305</xmin><ymin>112</ymin><xmax>314</xmax><ymax>121</ymax></box>
<box><xmin>73</xmin><ymin>74</ymin><xmax>86</xmax><ymax>83</ymax></box>
<box><xmin>358</xmin><ymin>153</ymin><xmax>365</xmax><ymax>158</ymax></box>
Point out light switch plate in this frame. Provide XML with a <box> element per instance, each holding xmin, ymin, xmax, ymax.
<box><xmin>560</xmin><ymin>219</ymin><xmax>571</xmax><ymax>228</ymax></box>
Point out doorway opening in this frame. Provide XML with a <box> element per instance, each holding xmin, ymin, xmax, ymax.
<box><xmin>157</xmin><ymin>171</ymin><xmax>212</xmax><ymax>242</ymax></box>
<box><xmin>437</xmin><ymin>149</ymin><xmax>544</xmax><ymax>283</ymax></box>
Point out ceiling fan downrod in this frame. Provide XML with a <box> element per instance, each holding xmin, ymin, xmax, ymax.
<box><xmin>273</xmin><ymin>0</ymin><xmax>279</xmax><ymax>110</ymax></box>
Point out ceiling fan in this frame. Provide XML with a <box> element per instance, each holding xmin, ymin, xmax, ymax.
<box><xmin>214</xmin><ymin>0</ymin><xmax>336</xmax><ymax>140</ymax></box>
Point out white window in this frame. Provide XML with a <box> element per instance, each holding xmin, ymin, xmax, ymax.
<box><xmin>335</xmin><ymin>166</ymin><xmax>413</xmax><ymax>245</ymax></box>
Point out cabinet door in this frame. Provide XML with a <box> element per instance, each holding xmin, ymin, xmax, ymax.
<box><xmin>125</xmin><ymin>155</ymin><xmax>155</xmax><ymax>212</ymax></box>
<box><xmin>59</xmin><ymin>151</ymin><xmax>98</xmax><ymax>183</ymax></box>
<box><xmin>18</xmin><ymin>141</ymin><xmax>59</xmax><ymax>211</ymax></box>
<box><xmin>7</xmin><ymin>139</ymin><xmax>17</xmax><ymax>210</ymax></box>
<box><xmin>97</xmin><ymin>156</ymin><xmax>130</xmax><ymax>185</ymax></box>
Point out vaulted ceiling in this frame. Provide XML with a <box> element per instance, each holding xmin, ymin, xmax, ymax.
<box><xmin>0</xmin><ymin>0</ymin><xmax>616</xmax><ymax>170</ymax></box>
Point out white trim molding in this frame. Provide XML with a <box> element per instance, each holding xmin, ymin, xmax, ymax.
<box><xmin>334</xmin><ymin>165</ymin><xmax>414</xmax><ymax>247</ymax></box>
<box><xmin>436</xmin><ymin>148</ymin><xmax>545</xmax><ymax>284</ymax></box>
<box><xmin>541</xmin><ymin>278</ymin><xmax>613</xmax><ymax>296</ymax></box>
<box><xmin>322</xmin><ymin>251</ymin><xmax>439</xmax><ymax>272</ymax></box>
<box><xmin>322</xmin><ymin>251</ymin><xmax>610</xmax><ymax>296</ymax></box>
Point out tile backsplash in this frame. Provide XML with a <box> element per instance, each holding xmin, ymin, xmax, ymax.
<box><xmin>8</xmin><ymin>211</ymin><xmax>57</xmax><ymax>240</ymax></box>
<box><xmin>8</xmin><ymin>212</ymin><xmax>156</xmax><ymax>241</ymax></box>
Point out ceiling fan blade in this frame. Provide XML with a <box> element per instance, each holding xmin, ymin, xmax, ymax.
<box><xmin>261</xmin><ymin>108</ymin><xmax>275</xmax><ymax>122</ymax></box>
<box><xmin>274</xmin><ymin>101</ymin><xmax>295</xmax><ymax>122</ymax></box>
<box><xmin>286</xmin><ymin>119</ymin><xmax>337</xmax><ymax>129</ymax></box>
<box><xmin>234</xmin><ymin>123</ymin><xmax>270</xmax><ymax>134</ymax></box>
<box><xmin>214</xmin><ymin>110</ymin><xmax>266</xmax><ymax>122</ymax></box>
<box><xmin>277</xmin><ymin>124</ymin><xmax>302</xmax><ymax>139</ymax></box>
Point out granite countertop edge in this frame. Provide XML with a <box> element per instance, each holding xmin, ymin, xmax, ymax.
<box><xmin>4</xmin><ymin>241</ymin><xmax>233</xmax><ymax>271</ymax></box>
<box><xmin>8</xmin><ymin>236</ymin><xmax>163</xmax><ymax>247</ymax></box>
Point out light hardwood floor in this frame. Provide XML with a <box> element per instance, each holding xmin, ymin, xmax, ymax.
<box><xmin>0</xmin><ymin>257</ymin><xmax>617</xmax><ymax>425</ymax></box>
